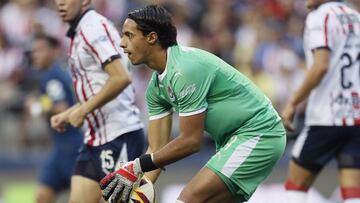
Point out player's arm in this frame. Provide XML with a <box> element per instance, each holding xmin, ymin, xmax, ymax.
<box><xmin>68</xmin><ymin>59</ymin><xmax>131</xmax><ymax>127</ymax></box>
<box><xmin>101</xmin><ymin>112</ymin><xmax>205</xmax><ymax>201</ymax></box>
<box><xmin>69</xmin><ymin>24</ymin><xmax>131</xmax><ymax>127</ymax></box>
<box><xmin>144</xmin><ymin>114</ymin><xmax>172</xmax><ymax>183</ymax></box>
<box><xmin>282</xmin><ymin>11</ymin><xmax>334</xmax><ymax>130</ymax></box>
<box><xmin>51</xmin><ymin>103</ymin><xmax>80</xmax><ymax>132</ymax></box>
<box><xmin>149</xmin><ymin>62</ymin><xmax>208</xmax><ymax>167</ymax></box>
<box><xmin>100</xmin><ymin>65</ymin><xmax>208</xmax><ymax>201</ymax></box>
<box><xmin>81</xmin><ymin>59</ymin><xmax>130</xmax><ymax>113</ymax></box>
<box><xmin>288</xmin><ymin>49</ymin><xmax>329</xmax><ymax>106</ymax></box>
<box><xmin>151</xmin><ymin>112</ymin><xmax>205</xmax><ymax>167</ymax></box>
<box><xmin>282</xmin><ymin>48</ymin><xmax>330</xmax><ymax>130</ymax></box>
<box><xmin>149</xmin><ymin>66</ymin><xmax>208</xmax><ymax>168</ymax></box>
<box><xmin>60</xmin><ymin>103</ymin><xmax>81</xmax><ymax>116</ymax></box>
<box><xmin>50</xmin><ymin>102</ymin><xmax>70</xmax><ymax>115</ymax></box>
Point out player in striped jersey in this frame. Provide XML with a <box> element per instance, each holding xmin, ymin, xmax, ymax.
<box><xmin>52</xmin><ymin>0</ymin><xmax>145</xmax><ymax>202</ymax></box>
<box><xmin>281</xmin><ymin>0</ymin><xmax>360</xmax><ymax>202</ymax></box>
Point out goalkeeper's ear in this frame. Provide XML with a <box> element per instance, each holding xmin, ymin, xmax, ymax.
<box><xmin>147</xmin><ymin>31</ymin><xmax>158</xmax><ymax>45</ymax></box>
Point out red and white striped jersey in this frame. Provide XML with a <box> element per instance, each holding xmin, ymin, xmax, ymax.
<box><xmin>67</xmin><ymin>9</ymin><xmax>143</xmax><ymax>146</ymax></box>
<box><xmin>304</xmin><ymin>1</ymin><xmax>360</xmax><ymax>126</ymax></box>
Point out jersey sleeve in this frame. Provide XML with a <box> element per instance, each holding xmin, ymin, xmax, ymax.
<box><xmin>172</xmin><ymin>61</ymin><xmax>213</xmax><ymax>117</ymax></box>
<box><xmin>80</xmin><ymin>21</ymin><xmax>121</xmax><ymax>68</ymax></box>
<box><xmin>306</xmin><ymin>11</ymin><xmax>334</xmax><ymax>50</ymax></box>
<box><xmin>146</xmin><ymin>75</ymin><xmax>173</xmax><ymax>120</ymax></box>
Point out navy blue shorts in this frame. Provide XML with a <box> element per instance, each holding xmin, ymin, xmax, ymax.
<box><xmin>38</xmin><ymin>146</ymin><xmax>80</xmax><ymax>192</ymax></box>
<box><xmin>74</xmin><ymin>129</ymin><xmax>145</xmax><ymax>182</ymax></box>
<box><xmin>291</xmin><ymin>126</ymin><xmax>360</xmax><ymax>173</ymax></box>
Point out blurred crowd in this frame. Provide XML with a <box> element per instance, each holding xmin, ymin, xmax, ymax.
<box><xmin>0</xmin><ymin>0</ymin><xmax>359</xmax><ymax>159</ymax></box>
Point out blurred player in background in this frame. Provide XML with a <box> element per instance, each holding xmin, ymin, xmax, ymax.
<box><xmin>52</xmin><ymin>0</ymin><xmax>145</xmax><ymax>202</ymax></box>
<box><xmin>281</xmin><ymin>0</ymin><xmax>360</xmax><ymax>202</ymax></box>
<box><xmin>348</xmin><ymin>0</ymin><xmax>360</xmax><ymax>11</ymax></box>
<box><xmin>29</xmin><ymin>34</ymin><xmax>82</xmax><ymax>203</ymax></box>
<box><xmin>100</xmin><ymin>5</ymin><xmax>286</xmax><ymax>203</ymax></box>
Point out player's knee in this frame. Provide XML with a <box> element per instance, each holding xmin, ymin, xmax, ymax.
<box><xmin>36</xmin><ymin>193</ymin><xmax>52</xmax><ymax>203</ymax></box>
<box><xmin>36</xmin><ymin>193</ymin><xmax>45</xmax><ymax>203</ymax></box>
<box><xmin>178</xmin><ymin>187</ymin><xmax>203</xmax><ymax>203</ymax></box>
<box><xmin>36</xmin><ymin>188</ymin><xmax>55</xmax><ymax>203</ymax></box>
<box><xmin>288</xmin><ymin>163</ymin><xmax>317</xmax><ymax>188</ymax></box>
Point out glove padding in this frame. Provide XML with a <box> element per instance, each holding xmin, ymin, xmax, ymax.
<box><xmin>100</xmin><ymin>158</ymin><xmax>143</xmax><ymax>203</ymax></box>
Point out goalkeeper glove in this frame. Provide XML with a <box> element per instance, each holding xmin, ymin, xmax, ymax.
<box><xmin>100</xmin><ymin>158</ymin><xmax>143</xmax><ymax>203</ymax></box>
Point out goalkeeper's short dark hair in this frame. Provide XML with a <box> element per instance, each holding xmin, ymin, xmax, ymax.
<box><xmin>128</xmin><ymin>5</ymin><xmax>177</xmax><ymax>49</ymax></box>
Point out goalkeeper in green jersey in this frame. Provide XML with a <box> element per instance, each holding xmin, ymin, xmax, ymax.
<box><xmin>100</xmin><ymin>5</ymin><xmax>286</xmax><ymax>203</ymax></box>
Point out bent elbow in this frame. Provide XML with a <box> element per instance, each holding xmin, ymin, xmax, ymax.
<box><xmin>192</xmin><ymin>145</ymin><xmax>201</xmax><ymax>153</ymax></box>
<box><xmin>188</xmin><ymin>139</ymin><xmax>202</xmax><ymax>154</ymax></box>
<box><xmin>314</xmin><ymin>60</ymin><xmax>329</xmax><ymax>73</ymax></box>
<box><xmin>123</xmin><ymin>75</ymin><xmax>132</xmax><ymax>85</ymax></box>
<box><xmin>115</xmin><ymin>75</ymin><xmax>132</xmax><ymax>87</ymax></box>
<box><xmin>319</xmin><ymin>64</ymin><xmax>329</xmax><ymax>73</ymax></box>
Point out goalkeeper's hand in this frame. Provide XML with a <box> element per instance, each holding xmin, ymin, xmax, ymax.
<box><xmin>100</xmin><ymin>158</ymin><xmax>143</xmax><ymax>203</ymax></box>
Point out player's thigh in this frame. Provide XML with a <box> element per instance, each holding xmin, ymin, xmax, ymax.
<box><xmin>69</xmin><ymin>175</ymin><xmax>102</xmax><ymax>203</ymax></box>
<box><xmin>36</xmin><ymin>184</ymin><xmax>56</xmax><ymax>203</ymax></box>
<box><xmin>178</xmin><ymin>166</ymin><xmax>236</xmax><ymax>203</ymax></box>
<box><xmin>206</xmin><ymin>133</ymin><xmax>286</xmax><ymax>201</ymax></box>
<box><xmin>74</xmin><ymin>129</ymin><xmax>145</xmax><ymax>182</ymax></box>
<box><xmin>97</xmin><ymin>129</ymin><xmax>145</xmax><ymax>177</ymax></box>
<box><xmin>111</xmin><ymin>129</ymin><xmax>145</xmax><ymax>168</ymax></box>
<box><xmin>337</xmin><ymin>126</ymin><xmax>360</xmax><ymax>187</ymax></box>
<box><xmin>291</xmin><ymin>126</ymin><xmax>347</xmax><ymax>173</ymax></box>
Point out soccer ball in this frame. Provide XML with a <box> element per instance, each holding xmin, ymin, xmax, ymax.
<box><xmin>116</xmin><ymin>176</ymin><xmax>155</xmax><ymax>203</ymax></box>
<box><xmin>129</xmin><ymin>176</ymin><xmax>155</xmax><ymax>203</ymax></box>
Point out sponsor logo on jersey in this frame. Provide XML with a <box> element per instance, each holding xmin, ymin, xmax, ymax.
<box><xmin>337</xmin><ymin>13</ymin><xmax>360</xmax><ymax>25</ymax></box>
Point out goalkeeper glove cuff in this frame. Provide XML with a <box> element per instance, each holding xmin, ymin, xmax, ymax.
<box><xmin>139</xmin><ymin>153</ymin><xmax>164</xmax><ymax>172</ymax></box>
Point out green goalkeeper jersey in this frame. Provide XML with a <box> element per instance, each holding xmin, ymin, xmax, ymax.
<box><xmin>146</xmin><ymin>45</ymin><xmax>283</xmax><ymax>149</ymax></box>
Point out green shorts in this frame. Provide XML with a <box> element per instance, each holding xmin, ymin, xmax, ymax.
<box><xmin>206</xmin><ymin>129</ymin><xmax>286</xmax><ymax>202</ymax></box>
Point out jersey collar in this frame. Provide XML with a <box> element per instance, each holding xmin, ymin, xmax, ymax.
<box><xmin>158</xmin><ymin>47</ymin><xmax>171</xmax><ymax>82</ymax></box>
<box><xmin>66</xmin><ymin>8</ymin><xmax>94</xmax><ymax>38</ymax></box>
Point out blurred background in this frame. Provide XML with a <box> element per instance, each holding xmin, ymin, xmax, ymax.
<box><xmin>0</xmin><ymin>0</ymin><xmax>360</xmax><ymax>202</ymax></box>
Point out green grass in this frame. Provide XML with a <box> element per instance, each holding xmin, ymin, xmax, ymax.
<box><xmin>3</xmin><ymin>181</ymin><xmax>36</xmax><ymax>203</ymax></box>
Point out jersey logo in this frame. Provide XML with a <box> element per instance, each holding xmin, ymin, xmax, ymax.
<box><xmin>179</xmin><ymin>84</ymin><xmax>196</xmax><ymax>100</ymax></box>
<box><xmin>167</xmin><ymin>85</ymin><xmax>176</xmax><ymax>102</ymax></box>
<box><xmin>174</xmin><ymin>72</ymin><xmax>183</xmax><ymax>78</ymax></box>
<box><xmin>337</xmin><ymin>13</ymin><xmax>360</xmax><ymax>25</ymax></box>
